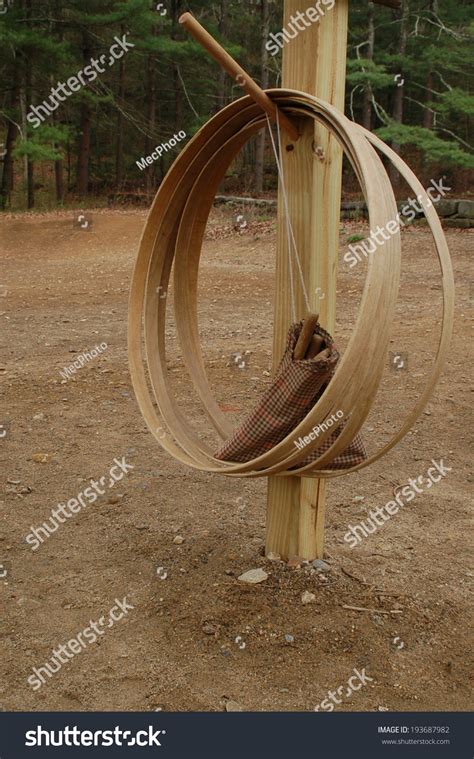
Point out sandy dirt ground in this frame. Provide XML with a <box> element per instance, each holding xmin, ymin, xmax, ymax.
<box><xmin>0</xmin><ymin>206</ymin><xmax>472</xmax><ymax>713</ymax></box>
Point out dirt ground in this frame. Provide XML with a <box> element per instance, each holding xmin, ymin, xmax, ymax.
<box><xmin>0</xmin><ymin>206</ymin><xmax>472</xmax><ymax>713</ymax></box>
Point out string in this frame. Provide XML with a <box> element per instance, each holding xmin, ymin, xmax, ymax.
<box><xmin>274</xmin><ymin>111</ymin><xmax>312</xmax><ymax>315</ymax></box>
<box><xmin>265</xmin><ymin>112</ymin><xmax>296</xmax><ymax>321</ymax></box>
<box><xmin>265</xmin><ymin>111</ymin><xmax>311</xmax><ymax>322</ymax></box>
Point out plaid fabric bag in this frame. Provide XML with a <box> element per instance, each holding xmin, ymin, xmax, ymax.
<box><xmin>214</xmin><ymin>321</ymin><xmax>367</xmax><ymax>471</ymax></box>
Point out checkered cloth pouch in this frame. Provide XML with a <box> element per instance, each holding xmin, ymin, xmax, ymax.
<box><xmin>214</xmin><ymin>321</ymin><xmax>367</xmax><ymax>471</ymax></box>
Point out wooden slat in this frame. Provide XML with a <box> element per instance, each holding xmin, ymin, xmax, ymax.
<box><xmin>265</xmin><ymin>0</ymin><xmax>349</xmax><ymax>561</ymax></box>
<box><xmin>178</xmin><ymin>12</ymin><xmax>299</xmax><ymax>142</ymax></box>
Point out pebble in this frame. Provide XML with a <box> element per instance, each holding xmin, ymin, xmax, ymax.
<box><xmin>202</xmin><ymin>622</ymin><xmax>218</xmax><ymax>635</ymax></box>
<box><xmin>31</xmin><ymin>453</ymin><xmax>51</xmax><ymax>464</ymax></box>
<box><xmin>237</xmin><ymin>568</ymin><xmax>268</xmax><ymax>584</ymax></box>
<box><xmin>32</xmin><ymin>413</ymin><xmax>45</xmax><ymax>421</ymax></box>
<box><xmin>284</xmin><ymin>634</ymin><xmax>294</xmax><ymax>644</ymax></box>
<box><xmin>225</xmin><ymin>700</ymin><xmax>244</xmax><ymax>712</ymax></box>
<box><xmin>301</xmin><ymin>591</ymin><xmax>316</xmax><ymax>605</ymax></box>
<box><xmin>266</xmin><ymin>552</ymin><xmax>281</xmax><ymax>562</ymax></box>
<box><xmin>312</xmin><ymin>559</ymin><xmax>330</xmax><ymax>572</ymax></box>
<box><xmin>287</xmin><ymin>555</ymin><xmax>303</xmax><ymax>569</ymax></box>
<box><xmin>353</xmin><ymin>495</ymin><xmax>365</xmax><ymax>502</ymax></box>
<box><xmin>173</xmin><ymin>535</ymin><xmax>185</xmax><ymax>545</ymax></box>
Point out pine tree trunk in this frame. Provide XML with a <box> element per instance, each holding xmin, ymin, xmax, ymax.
<box><xmin>423</xmin><ymin>0</ymin><xmax>437</xmax><ymax>129</ymax></box>
<box><xmin>0</xmin><ymin>81</ymin><xmax>19</xmax><ymax>209</ymax></box>
<box><xmin>216</xmin><ymin>0</ymin><xmax>228</xmax><ymax>112</ymax></box>
<box><xmin>19</xmin><ymin>88</ymin><xmax>34</xmax><ymax>208</ymax></box>
<box><xmin>171</xmin><ymin>2</ymin><xmax>183</xmax><ymax>131</ymax></box>
<box><xmin>254</xmin><ymin>0</ymin><xmax>269</xmax><ymax>193</ymax></box>
<box><xmin>423</xmin><ymin>72</ymin><xmax>434</xmax><ymax>129</ymax></box>
<box><xmin>24</xmin><ymin>0</ymin><xmax>34</xmax><ymax>208</ymax></box>
<box><xmin>76</xmin><ymin>32</ymin><xmax>92</xmax><ymax>196</ymax></box>
<box><xmin>115</xmin><ymin>25</ymin><xmax>125</xmax><ymax>188</ymax></box>
<box><xmin>52</xmin><ymin>0</ymin><xmax>64</xmax><ymax>203</ymax></box>
<box><xmin>55</xmin><ymin>158</ymin><xmax>64</xmax><ymax>203</ymax></box>
<box><xmin>389</xmin><ymin>0</ymin><xmax>409</xmax><ymax>186</ymax></box>
<box><xmin>145</xmin><ymin>50</ymin><xmax>157</xmax><ymax>198</ymax></box>
<box><xmin>361</xmin><ymin>1</ymin><xmax>375</xmax><ymax>131</ymax></box>
<box><xmin>67</xmin><ymin>140</ymin><xmax>71</xmax><ymax>189</ymax></box>
<box><xmin>76</xmin><ymin>103</ymin><xmax>91</xmax><ymax>196</ymax></box>
<box><xmin>27</xmin><ymin>159</ymin><xmax>34</xmax><ymax>208</ymax></box>
<box><xmin>173</xmin><ymin>65</ymin><xmax>182</xmax><ymax>132</ymax></box>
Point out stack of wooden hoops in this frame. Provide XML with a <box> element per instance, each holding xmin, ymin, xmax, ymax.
<box><xmin>128</xmin><ymin>89</ymin><xmax>454</xmax><ymax>479</ymax></box>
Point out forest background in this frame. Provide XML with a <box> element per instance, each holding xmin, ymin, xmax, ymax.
<box><xmin>0</xmin><ymin>0</ymin><xmax>472</xmax><ymax>210</ymax></box>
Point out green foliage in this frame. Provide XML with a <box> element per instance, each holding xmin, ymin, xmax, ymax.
<box><xmin>347</xmin><ymin>0</ymin><xmax>474</xmax><ymax>170</ymax></box>
<box><xmin>435</xmin><ymin>89</ymin><xmax>474</xmax><ymax>119</ymax></box>
<box><xmin>376</xmin><ymin>122</ymin><xmax>474</xmax><ymax>168</ymax></box>
<box><xmin>0</xmin><ymin>0</ymin><xmax>472</xmax><ymax>209</ymax></box>
<box><xmin>346</xmin><ymin>59</ymin><xmax>394</xmax><ymax>91</ymax></box>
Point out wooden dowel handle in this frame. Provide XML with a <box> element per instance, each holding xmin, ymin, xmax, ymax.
<box><xmin>294</xmin><ymin>313</ymin><xmax>319</xmax><ymax>360</ymax></box>
<box><xmin>313</xmin><ymin>347</ymin><xmax>331</xmax><ymax>361</ymax></box>
<box><xmin>179</xmin><ymin>12</ymin><xmax>299</xmax><ymax>142</ymax></box>
<box><xmin>305</xmin><ymin>334</ymin><xmax>325</xmax><ymax>360</ymax></box>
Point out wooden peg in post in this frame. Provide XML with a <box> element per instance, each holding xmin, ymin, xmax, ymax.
<box><xmin>294</xmin><ymin>313</ymin><xmax>320</xmax><ymax>360</ymax></box>
<box><xmin>178</xmin><ymin>12</ymin><xmax>300</xmax><ymax>142</ymax></box>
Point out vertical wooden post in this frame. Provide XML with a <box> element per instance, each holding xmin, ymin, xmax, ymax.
<box><xmin>265</xmin><ymin>0</ymin><xmax>349</xmax><ymax>560</ymax></box>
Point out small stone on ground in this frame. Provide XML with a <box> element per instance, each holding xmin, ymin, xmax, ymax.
<box><xmin>237</xmin><ymin>568</ymin><xmax>268</xmax><ymax>584</ymax></box>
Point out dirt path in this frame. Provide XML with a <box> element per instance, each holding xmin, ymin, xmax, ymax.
<box><xmin>0</xmin><ymin>208</ymin><xmax>472</xmax><ymax>712</ymax></box>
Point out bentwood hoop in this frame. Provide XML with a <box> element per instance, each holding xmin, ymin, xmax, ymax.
<box><xmin>128</xmin><ymin>90</ymin><xmax>454</xmax><ymax>478</ymax></box>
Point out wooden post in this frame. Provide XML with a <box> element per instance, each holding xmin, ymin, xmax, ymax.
<box><xmin>265</xmin><ymin>0</ymin><xmax>349</xmax><ymax>560</ymax></box>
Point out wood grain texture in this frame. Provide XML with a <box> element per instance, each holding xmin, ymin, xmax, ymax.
<box><xmin>293</xmin><ymin>314</ymin><xmax>320</xmax><ymax>360</ymax></box>
<box><xmin>266</xmin><ymin>0</ymin><xmax>349</xmax><ymax>560</ymax></box>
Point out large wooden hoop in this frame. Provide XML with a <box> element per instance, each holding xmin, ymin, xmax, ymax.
<box><xmin>128</xmin><ymin>90</ymin><xmax>454</xmax><ymax>478</ymax></box>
